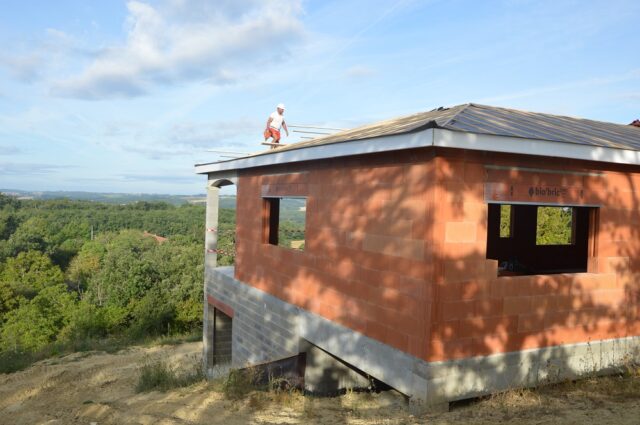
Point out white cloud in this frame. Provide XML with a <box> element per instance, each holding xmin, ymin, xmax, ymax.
<box><xmin>0</xmin><ymin>28</ymin><xmax>93</xmax><ymax>84</ymax></box>
<box><xmin>617</xmin><ymin>92</ymin><xmax>640</xmax><ymax>101</ymax></box>
<box><xmin>476</xmin><ymin>69</ymin><xmax>640</xmax><ymax>105</ymax></box>
<box><xmin>0</xmin><ymin>145</ymin><xmax>22</xmax><ymax>155</ymax></box>
<box><xmin>345</xmin><ymin>65</ymin><xmax>375</xmax><ymax>79</ymax></box>
<box><xmin>105</xmin><ymin>118</ymin><xmax>259</xmax><ymax>160</ymax></box>
<box><xmin>169</xmin><ymin>118</ymin><xmax>260</xmax><ymax>147</ymax></box>
<box><xmin>0</xmin><ymin>162</ymin><xmax>68</xmax><ymax>175</ymax></box>
<box><xmin>52</xmin><ymin>0</ymin><xmax>305</xmax><ymax>99</ymax></box>
<box><xmin>0</xmin><ymin>54</ymin><xmax>44</xmax><ymax>83</ymax></box>
<box><xmin>119</xmin><ymin>172</ymin><xmax>199</xmax><ymax>184</ymax></box>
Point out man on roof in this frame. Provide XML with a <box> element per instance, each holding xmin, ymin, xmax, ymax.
<box><xmin>264</xmin><ymin>103</ymin><xmax>289</xmax><ymax>149</ymax></box>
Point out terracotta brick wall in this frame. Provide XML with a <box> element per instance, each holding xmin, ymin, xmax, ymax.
<box><xmin>429</xmin><ymin>150</ymin><xmax>640</xmax><ymax>362</ymax></box>
<box><xmin>234</xmin><ymin>150</ymin><xmax>436</xmax><ymax>359</ymax></box>
<box><xmin>232</xmin><ymin>147</ymin><xmax>640</xmax><ymax>363</ymax></box>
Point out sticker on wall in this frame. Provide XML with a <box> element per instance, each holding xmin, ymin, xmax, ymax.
<box><xmin>484</xmin><ymin>182</ymin><xmax>593</xmax><ymax>206</ymax></box>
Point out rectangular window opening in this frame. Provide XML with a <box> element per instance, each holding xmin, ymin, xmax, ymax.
<box><xmin>487</xmin><ymin>204</ymin><xmax>596</xmax><ymax>277</ymax></box>
<box><xmin>263</xmin><ymin>197</ymin><xmax>307</xmax><ymax>250</ymax></box>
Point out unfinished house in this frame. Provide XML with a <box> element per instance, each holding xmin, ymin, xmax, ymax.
<box><xmin>196</xmin><ymin>103</ymin><xmax>640</xmax><ymax>407</ymax></box>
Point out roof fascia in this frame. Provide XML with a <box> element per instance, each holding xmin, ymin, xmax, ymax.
<box><xmin>194</xmin><ymin>128</ymin><xmax>435</xmax><ymax>174</ymax></box>
<box><xmin>434</xmin><ymin>129</ymin><xmax>640</xmax><ymax>166</ymax></box>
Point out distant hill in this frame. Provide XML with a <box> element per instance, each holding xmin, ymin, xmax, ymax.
<box><xmin>0</xmin><ymin>189</ymin><xmax>209</xmax><ymax>206</ymax></box>
<box><xmin>0</xmin><ymin>191</ymin><xmax>307</xmax><ymax>213</ymax></box>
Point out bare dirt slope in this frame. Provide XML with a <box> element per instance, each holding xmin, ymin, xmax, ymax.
<box><xmin>0</xmin><ymin>342</ymin><xmax>638</xmax><ymax>425</ymax></box>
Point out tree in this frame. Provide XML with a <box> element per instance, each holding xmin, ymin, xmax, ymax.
<box><xmin>0</xmin><ymin>284</ymin><xmax>76</xmax><ymax>352</ymax></box>
<box><xmin>59</xmin><ymin>300</ymin><xmax>127</xmax><ymax>341</ymax></box>
<box><xmin>0</xmin><ymin>211</ymin><xmax>18</xmax><ymax>240</ymax></box>
<box><xmin>2</xmin><ymin>217</ymin><xmax>50</xmax><ymax>259</ymax></box>
<box><xmin>128</xmin><ymin>288</ymin><xmax>174</xmax><ymax>338</ymax></box>
<box><xmin>85</xmin><ymin>230</ymin><xmax>159</xmax><ymax>308</ymax></box>
<box><xmin>66</xmin><ymin>240</ymin><xmax>106</xmax><ymax>294</ymax></box>
<box><xmin>0</xmin><ymin>251</ymin><xmax>64</xmax><ymax>300</ymax></box>
<box><xmin>536</xmin><ymin>206</ymin><xmax>573</xmax><ymax>245</ymax></box>
<box><xmin>0</xmin><ymin>280</ymin><xmax>16</xmax><ymax>321</ymax></box>
<box><xmin>144</xmin><ymin>236</ymin><xmax>203</xmax><ymax>329</ymax></box>
<box><xmin>0</xmin><ymin>194</ymin><xmax>19</xmax><ymax>210</ymax></box>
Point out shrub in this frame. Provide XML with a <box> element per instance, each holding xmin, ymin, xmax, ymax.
<box><xmin>221</xmin><ymin>368</ymin><xmax>263</xmax><ymax>400</ymax></box>
<box><xmin>0</xmin><ymin>284</ymin><xmax>75</xmax><ymax>352</ymax></box>
<box><xmin>128</xmin><ymin>289</ymin><xmax>175</xmax><ymax>339</ymax></box>
<box><xmin>59</xmin><ymin>301</ymin><xmax>127</xmax><ymax>342</ymax></box>
<box><xmin>135</xmin><ymin>356</ymin><xmax>204</xmax><ymax>393</ymax></box>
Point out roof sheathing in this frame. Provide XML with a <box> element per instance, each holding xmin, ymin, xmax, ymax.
<box><xmin>450</xmin><ymin>105</ymin><xmax>640</xmax><ymax>150</ymax></box>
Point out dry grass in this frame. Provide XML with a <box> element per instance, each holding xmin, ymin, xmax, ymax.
<box><xmin>135</xmin><ymin>354</ymin><xmax>204</xmax><ymax>393</ymax></box>
<box><xmin>2</xmin><ymin>340</ymin><xmax>639</xmax><ymax>425</ymax></box>
<box><xmin>439</xmin><ymin>361</ymin><xmax>640</xmax><ymax>424</ymax></box>
<box><xmin>542</xmin><ymin>362</ymin><xmax>640</xmax><ymax>401</ymax></box>
<box><xmin>215</xmin><ymin>362</ymin><xmax>640</xmax><ymax>424</ymax></box>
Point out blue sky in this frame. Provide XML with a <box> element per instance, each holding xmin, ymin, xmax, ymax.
<box><xmin>0</xmin><ymin>0</ymin><xmax>638</xmax><ymax>195</ymax></box>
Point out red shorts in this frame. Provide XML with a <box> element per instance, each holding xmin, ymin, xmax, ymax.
<box><xmin>264</xmin><ymin>127</ymin><xmax>281</xmax><ymax>141</ymax></box>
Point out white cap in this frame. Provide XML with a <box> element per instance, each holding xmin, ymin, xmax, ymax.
<box><xmin>277</xmin><ymin>103</ymin><xmax>285</xmax><ymax>110</ymax></box>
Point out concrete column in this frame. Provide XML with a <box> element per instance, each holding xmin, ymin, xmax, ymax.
<box><xmin>205</xmin><ymin>184</ymin><xmax>220</xmax><ymax>269</ymax></box>
<box><xmin>203</xmin><ymin>183</ymin><xmax>220</xmax><ymax>375</ymax></box>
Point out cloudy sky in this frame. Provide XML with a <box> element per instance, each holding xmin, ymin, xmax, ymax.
<box><xmin>0</xmin><ymin>0</ymin><xmax>639</xmax><ymax>195</ymax></box>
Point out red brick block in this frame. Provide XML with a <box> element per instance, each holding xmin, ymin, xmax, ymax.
<box><xmin>437</xmin><ymin>281</ymin><xmax>461</xmax><ymax>301</ymax></box>
<box><xmin>408</xmin><ymin>336</ymin><xmax>426</xmax><ymax>359</ymax></box>
<box><xmin>489</xmin><ymin>278</ymin><xmax>505</xmax><ymax>298</ymax></box>
<box><xmin>503</xmin><ymin>296</ymin><xmax>532</xmax><ymax>315</ymax></box>
<box><xmin>365</xmin><ymin>320</ymin><xmax>389</xmax><ymax>342</ymax></box>
<box><xmin>474</xmin><ymin>298</ymin><xmax>503</xmax><ymax>316</ymax></box>
<box><xmin>443</xmin><ymin>259</ymin><xmax>487</xmax><ymax>283</ymax></box>
<box><xmin>548</xmin><ymin>294</ymin><xmax>572</xmax><ymax>311</ymax></box>
<box><xmin>384</xmin><ymin>327</ymin><xmax>410</xmax><ymax>353</ymax></box>
<box><xmin>530</xmin><ymin>295</ymin><xmax>554</xmax><ymax>312</ymax></box>
<box><xmin>460</xmin><ymin>280</ymin><xmax>490</xmax><ymax>300</ymax></box>
<box><xmin>431</xmin><ymin>320</ymin><xmax>460</xmax><ymax>339</ymax></box>
<box><xmin>444</xmin><ymin>221</ymin><xmax>477</xmax><ymax>243</ymax></box>
<box><xmin>501</xmin><ymin>276</ymin><xmax>535</xmax><ymax>297</ymax></box>
<box><xmin>442</xmin><ymin>300</ymin><xmax>475</xmax><ymax>321</ymax></box>
<box><xmin>517</xmin><ymin>313</ymin><xmax>545</xmax><ymax>333</ymax></box>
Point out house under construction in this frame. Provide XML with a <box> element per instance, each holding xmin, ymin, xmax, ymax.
<box><xmin>195</xmin><ymin>103</ymin><xmax>640</xmax><ymax>407</ymax></box>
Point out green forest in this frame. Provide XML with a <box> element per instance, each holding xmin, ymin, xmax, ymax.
<box><xmin>0</xmin><ymin>194</ymin><xmax>236</xmax><ymax>372</ymax></box>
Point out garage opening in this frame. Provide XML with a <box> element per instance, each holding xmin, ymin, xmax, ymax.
<box><xmin>487</xmin><ymin>204</ymin><xmax>597</xmax><ymax>276</ymax></box>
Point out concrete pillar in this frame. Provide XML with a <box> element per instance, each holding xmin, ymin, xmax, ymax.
<box><xmin>203</xmin><ymin>183</ymin><xmax>220</xmax><ymax>375</ymax></box>
<box><xmin>205</xmin><ymin>184</ymin><xmax>220</xmax><ymax>269</ymax></box>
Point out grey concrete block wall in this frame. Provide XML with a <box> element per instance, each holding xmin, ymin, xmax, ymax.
<box><xmin>203</xmin><ymin>266</ymin><xmax>640</xmax><ymax>405</ymax></box>
<box><xmin>423</xmin><ymin>335</ymin><xmax>640</xmax><ymax>404</ymax></box>
<box><xmin>204</xmin><ymin>266</ymin><xmax>299</xmax><ymax>370</ymax></box>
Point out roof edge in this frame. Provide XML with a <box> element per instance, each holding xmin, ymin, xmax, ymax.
<box><xmin>195</xmin><ymin>127</ymin><xmax>640</xmax><ymax>175</ymax></box>
<box><xmin>195</xmin><ymin>128</ymin><xmax>436</xmax><ymax>174</ymax></box>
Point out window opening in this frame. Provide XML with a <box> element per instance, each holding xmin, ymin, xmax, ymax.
<box><xmin>264</xmin><ymin>197</ymin><xmax>307</xmax><ymax>250</ymax></box>
<box><xmin>486</xmin><ymin>204</ymin><xmax>594</xmax><ymax>276</ymax></box>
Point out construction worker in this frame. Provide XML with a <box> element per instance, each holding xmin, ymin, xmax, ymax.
<box><xmin>264</xmin><ymin>103</ymin><xmax>289</xmax><ymax>149</ymax></box>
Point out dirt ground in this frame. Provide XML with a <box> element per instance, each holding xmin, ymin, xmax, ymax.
<box><xmin>0</xmin><ymin>341</ymin><xmax>638</xmax><ymax>425</ymax></box>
